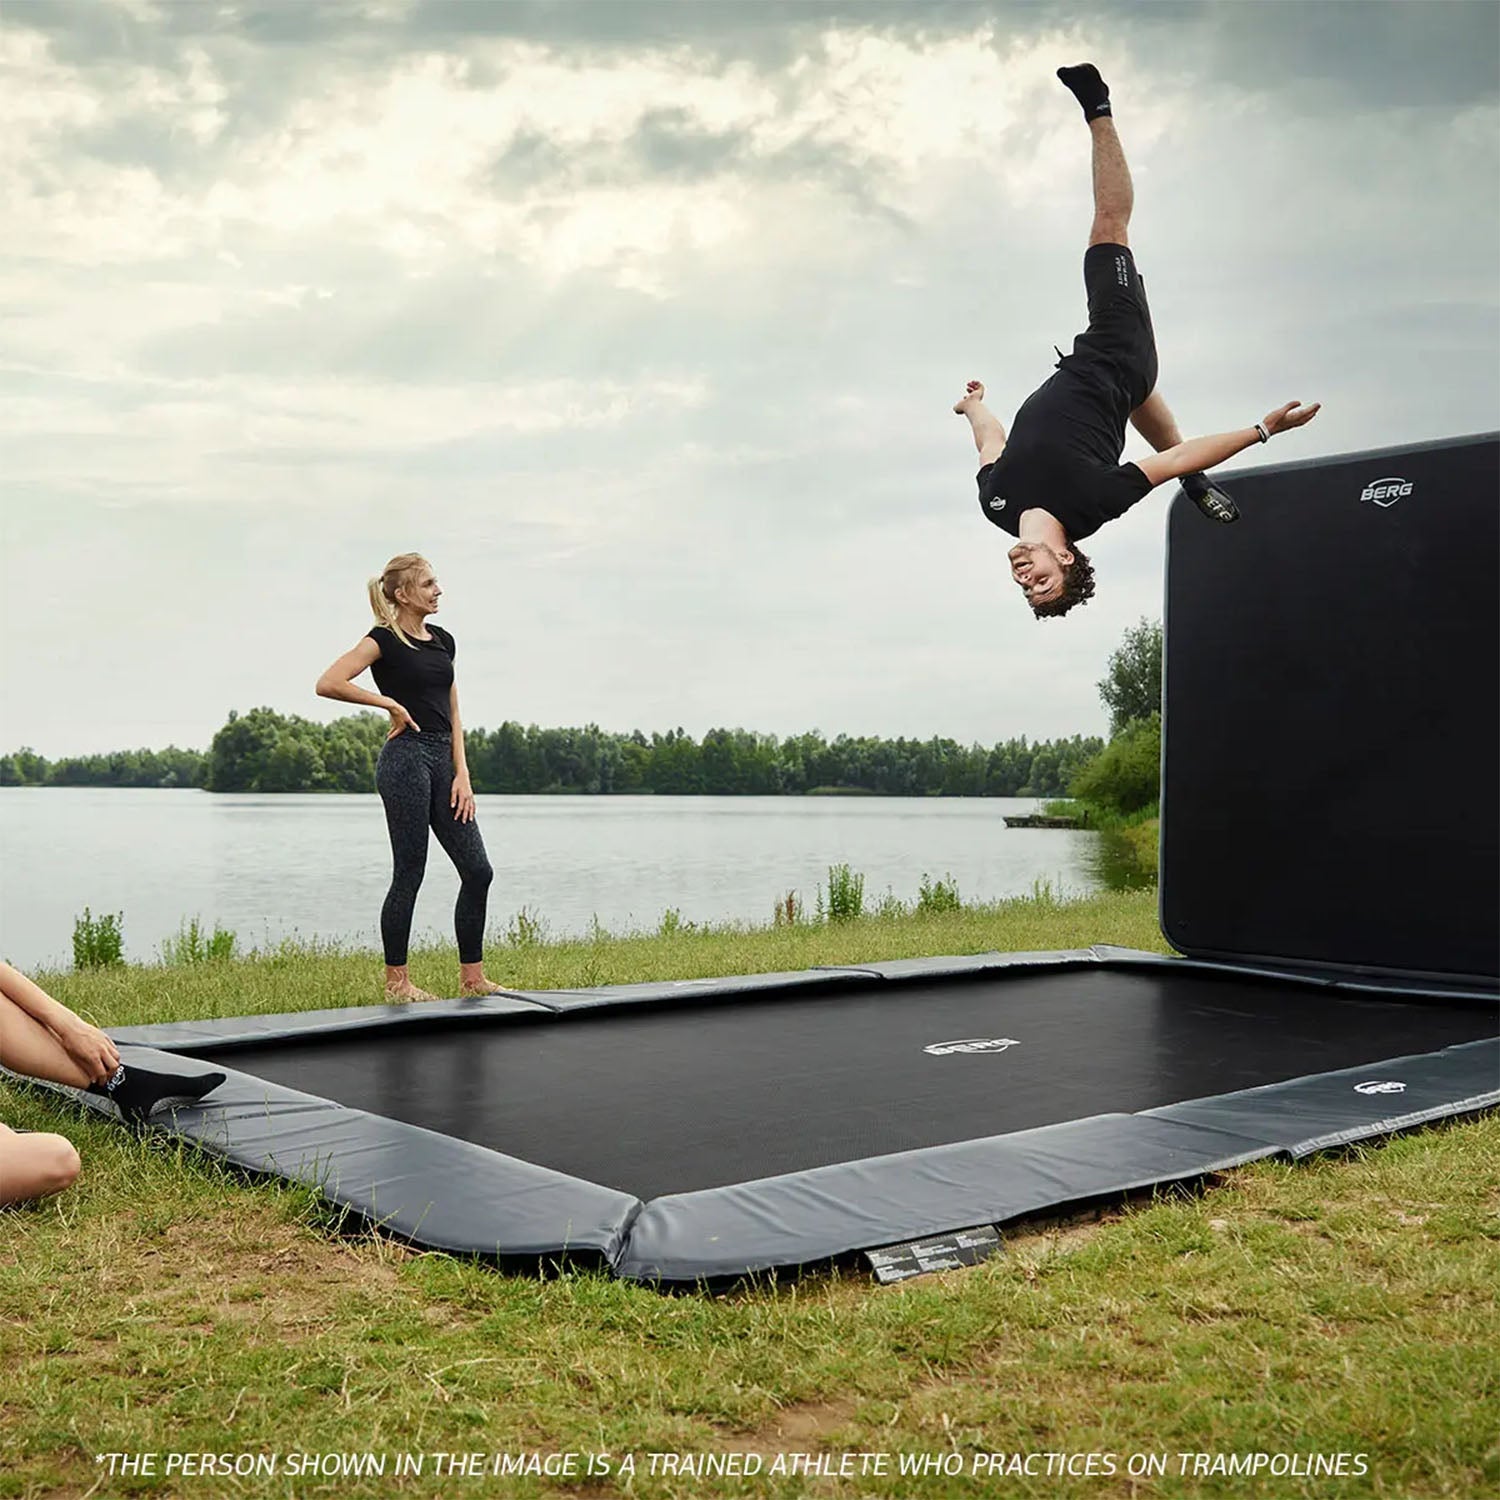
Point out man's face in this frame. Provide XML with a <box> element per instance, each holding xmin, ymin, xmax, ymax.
<box><xmin>1008</xmin><ymin>542</ymin><xmax>1072</xmax><ymax>609</ymax></box>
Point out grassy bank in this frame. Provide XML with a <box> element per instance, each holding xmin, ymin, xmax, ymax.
<box><xmin>3</xmin><ymin>890</ymin><xmax>1496</xmax><ymax>1500</ymax></box>
<box><xmin>1044</xmin><ymin>798</ymin><xmax>1160</xmax><ymax>885</ymax></box>
<box><xmin>30</xmin><ymin>885</ymin><xmax>1163</xmax><ymax>1028</ymax></box>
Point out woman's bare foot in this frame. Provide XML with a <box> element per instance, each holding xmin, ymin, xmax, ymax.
<box><xmin>953</xmin><ymin>379</ymin><xmax>985</xmax><ymax>414</ymax></box>
<box><xmin>458</xmin><ymin>965</ymin><xmax>514</xmax><ymax>998</ymax></box>
<box><xmin>384</xmin><ymin>982</ymin><xmax>439</xmax><ymax>1002</ymax></box>
<box><xmin>458</xmin><ymin>962</ymin><xmax>518</xmax><ymax>998</ymax></box>
<box><xmin>384</xmin><ymin>964</ymin><xmax>437</xmax><ymax>1002</ymax></box>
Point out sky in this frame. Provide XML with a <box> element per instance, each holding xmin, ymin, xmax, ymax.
<box><xmin>2</xmin><ymin>0</ymin><xmax>1497</xmax><ymax>758</ymax></box>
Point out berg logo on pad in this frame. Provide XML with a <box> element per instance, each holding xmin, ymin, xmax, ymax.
<box><xmin>923</xmin><ymin>1037</ymin><xmax>1020</xmax><ymax>1056</ymax></box>
<box><xmin>1360</xmin><ymin>476</ymin><xmax>1414</xmax><ymax>508</ymax></box>
<box><xmin>1353</xmin><ymin>1080</ymin><xmax>1407</xmax><ymax>1096</ymax></box>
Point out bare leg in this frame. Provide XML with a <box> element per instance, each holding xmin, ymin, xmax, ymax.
<box><xmin>0</xmin><ymin>992</ymin><xmax>92</xmax><ymax>1088</ymax></box>
<box><xmin>1087</xmin><ymin>116</ymin><xmax>1134</xmax><ymax>247</ymax></box>
<box><xmin>1129</xmin><ymin>388</ymin><xmax>1183</xmax><ymax>452</ymax></box>
<box><xmin>0</xmin><ymin>1124</ymin><xmax>81</xmax><ymax>1207</ymax></box>
<box><xmin>953</xmin><ymin>381</ymin><xmax>1008</xmax><ymax>464</ymax></box>
<box><xmin>0</xmin><ymin>992</ymin><xmax>86</xmax><ymax>1207</ymax></box>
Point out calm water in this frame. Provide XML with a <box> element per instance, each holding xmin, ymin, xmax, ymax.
<box><xmin>0</xmin><ymin>789</ymin><xmax>1107</xmax><ymax>970</ymax></box>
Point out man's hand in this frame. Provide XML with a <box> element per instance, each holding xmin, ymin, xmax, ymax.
<box><xmin>1262</xmin><ymin>400</ymin><xmax>1321</xmax><ymax>436</ymax></box>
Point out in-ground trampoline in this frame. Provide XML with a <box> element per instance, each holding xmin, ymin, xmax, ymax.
<box><xmin>33</xmin><ymin>432</ymin><xmax>1500</xmax><ymax>1286</ymax></box>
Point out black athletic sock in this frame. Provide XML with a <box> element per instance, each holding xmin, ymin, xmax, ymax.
<box><xmin>1179</xmin><ymin>472</ymin><xmax>1240</xmax><ymax>524</ymax></box>
<box><xmin>88</xmin><ymin>1062</ymin><xmax>227</xmax><ymax>1122</ymax></box>
<box><xmin>1057</xmin><ymin>63</ymin><xmax>1111</xmax><ymax>121</ymax></box>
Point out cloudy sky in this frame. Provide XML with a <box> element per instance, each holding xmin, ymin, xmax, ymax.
<box><xmin>3</xmin><ymin>0</ymin><xmax>1496</xmax><ymax>758</ymax></box>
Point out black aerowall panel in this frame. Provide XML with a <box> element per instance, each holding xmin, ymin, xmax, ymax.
<box><xmin>1162</xmin><ymin>433</ymin><xmax>1500</xmax><ymax>983</ymax></box>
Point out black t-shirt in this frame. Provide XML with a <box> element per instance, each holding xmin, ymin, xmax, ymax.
<box><xmin>367</xmin><ymin>625</ymin><xmax>455</xmax><ymax>733</ymax></box>
<box><xmin>977</xmin><ymin>364</ymin><xmax>1152</xmax><ymax>542</ymax></box>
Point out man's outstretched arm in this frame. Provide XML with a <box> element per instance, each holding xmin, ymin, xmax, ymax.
<box><xmin>1135</xmin><ymin>400</ymin><xmax>1321</xmax><ymax>488</ymax></box>
<box><xmin>953</xmin><ymin>380</ymin><xmax>1008</xmax><ymax>464</ymax></box>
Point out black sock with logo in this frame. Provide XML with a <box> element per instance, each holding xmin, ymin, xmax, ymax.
<box><xmin>88</xmin><ymin>1063</ymin><xmax>227</xmax><ymax>1123</ymax></box>
<box><xmin>1058</xmin><ymin>64</ymin><xmax>1112</xmax><ymax>121</ymax></box>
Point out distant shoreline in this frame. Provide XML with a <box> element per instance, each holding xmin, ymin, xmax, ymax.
<box><xmin>0</xmin><ymin>784</ymin><xmax>1068</xmax><ymax>800</ymax></box>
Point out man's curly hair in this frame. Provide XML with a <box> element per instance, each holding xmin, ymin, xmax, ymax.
<box><xmin>1030</xmin><ymin>546</ymin><xmax>1095</xmax><ymax>619</ymax></box>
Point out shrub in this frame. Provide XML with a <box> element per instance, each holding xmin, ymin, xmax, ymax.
<box><xmin>73</xmin><ymin>908</ymin><xmax>124</xmax><ymax>969</ymax></box>
<box><xmin>772</xmin><ymin>891</ymin><xmax>803</xmax><ymax>927</ymax></box>
<box><xmin>826</xmin><ymin>863</ymin><xmax>865</xmax><ymax>922</ymax></box>
<box><xmin>917</xmin><ymin>872</ymin><xmax>962</xmax><ymax>915</ymax></box>
<box><xmin>504</xmin><ymin>906</ymin><xmax>548</xmax><ymax>948</ymax></box>
<box><xmin>1069</xmin><ymin>711</ymin><xmax>1161</xmax><ymax>815</ymax></box>
<box><xmin>161</xmin><ymin>916</ymin><xmax>238</xmax><ymax>966</ymax></box>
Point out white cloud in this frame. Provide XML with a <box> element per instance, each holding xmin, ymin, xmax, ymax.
<box><xmin>0</xmin><ymin>5</ymin><xmax>1496</xmax><ymax>759</ymax></box>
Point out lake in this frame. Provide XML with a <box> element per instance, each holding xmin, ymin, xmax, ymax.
<box><xmin>0</xmin><ymin>789</ymin><xmax>1108</xmax><ymax>970</ymax></box>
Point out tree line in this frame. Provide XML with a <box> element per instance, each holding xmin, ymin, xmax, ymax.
<box><xmin>3</xmin><ymin>622</ymin><xmax>1164</xmax><ymax>802</ymax></box>
<box><xmin>1</xmin><ymin>710</ymin><xmax>1102</xmax><ymax>799</ymax></box>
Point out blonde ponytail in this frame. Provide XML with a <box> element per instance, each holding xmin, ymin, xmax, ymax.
<box><xmin>368</xmin><ymin>553</ymin><xmax>429</xmax><ymax>648</ymax></box>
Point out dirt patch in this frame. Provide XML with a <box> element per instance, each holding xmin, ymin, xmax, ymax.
<box><xmin>725</xmin><ymin>1396</ymin><xmax>863</xmax><ymax>1458</ymax></box>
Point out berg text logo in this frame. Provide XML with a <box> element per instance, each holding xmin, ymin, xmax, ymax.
<box><xmin>923</xmin><ymin>1037</ymin><xmax>1020</xmax><ymax>1057</ymax></box>
<box><xmin>1360</xmin><ymin>476</ymin><xmax>1414</xmax><ymax>508</ymax></box>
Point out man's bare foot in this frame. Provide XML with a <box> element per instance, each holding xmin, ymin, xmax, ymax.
<box><xmin>953</xmin><ymin>379</ymin><xmax>985</xmax><ymax>413</ymax></box>
<box><xmin>384</xmin><ymin>982</ymin><xmax>439</xmax><ymax>1003</ymax></box>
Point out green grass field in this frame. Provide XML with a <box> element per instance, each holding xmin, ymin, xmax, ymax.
<box><xmin>2</xmin><ymin>888</ymin><xmax>1496</xmax><ymax>1499</ymax></box>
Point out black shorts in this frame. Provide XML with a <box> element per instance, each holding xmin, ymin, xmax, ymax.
<box><xmin>1063</xmin><ymin>242</ymin><xmax>1159</xmax><ymax>410</ymax></box>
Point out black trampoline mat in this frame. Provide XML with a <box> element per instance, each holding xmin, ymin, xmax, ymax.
<box><xmin>194</xmin><ymin>971</ymin><xmax>1497</xmax><ymax>1200</ymax></box>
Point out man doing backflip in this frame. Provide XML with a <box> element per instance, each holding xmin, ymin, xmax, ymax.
<box><xmin>955</xmin><ymin>64</ymin><xmax>1321</xmax><ymax>618</ymax></box>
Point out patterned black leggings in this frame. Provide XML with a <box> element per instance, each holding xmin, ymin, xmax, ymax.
<box><xmin>375</xmin><ymin>732</ymin><xmax>493</xmax><ymax>966</ymax></box>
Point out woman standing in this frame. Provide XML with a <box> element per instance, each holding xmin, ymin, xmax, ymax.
<box><xmin>316</xmin><ymin>554</ymin><xmax>506</xmax><ymax>1001</ymax></box>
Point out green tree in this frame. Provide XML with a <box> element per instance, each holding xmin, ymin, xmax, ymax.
<box><xmin>260</xmin><ymin>733</ymin><xmax>324</xmax><ymax>792</ymax></box>
<box><xmin>650</xmin><ymin>729</ymin><xmax>702</xmax><ymax>794</ymax></box>
<box><xmin>1099</xmin><ymin>617</ymin><xmax>1163</xmax><ymax>736</ymax></box>
<box><xmin>1069</xmin><ymin>711</ymin><xmax>1161</xmax><ymax>814</ymax></box>
<box><xmin>321</xmin><ymin>714</ymin><xmax>382</xmax><ymax>791</ymax></box>
<box><xmin>207</xmin><ymin>708</ymin><xmax>280</xmax><ymax>791</ymax></box>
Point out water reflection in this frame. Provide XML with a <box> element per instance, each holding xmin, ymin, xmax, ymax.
<box><xmin>1085</xmin><ymin>827</ymin><xmax>1158</xmax><ymax>892</ymax></box>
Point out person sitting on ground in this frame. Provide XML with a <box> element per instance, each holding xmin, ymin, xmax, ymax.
<box><xmin>0</xmin><ymin>960</ymin><xmax>225</xmax><ymax>1207</ymax></box>
<box><xmin>954</xmin><ymin>63</ymin><xmax>1321</xmax><ymax>618</ymax></box>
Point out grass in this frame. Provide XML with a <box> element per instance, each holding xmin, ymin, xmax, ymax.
<box><xmin>2</xmin><ymin>888</ymin><xmax>1496</xmax><ymax>1499</ymax></box>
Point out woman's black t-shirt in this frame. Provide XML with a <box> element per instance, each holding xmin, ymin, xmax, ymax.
<box><xmin>367</xmin><ymin>625</ymin><xmax>455</xmax><ymax>734</ymax></box>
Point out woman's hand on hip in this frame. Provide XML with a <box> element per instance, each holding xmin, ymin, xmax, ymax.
<box><xmin>385</xmin><ymin>704</ymin><xmax>420</xmax><ymax>740</ymax></box>
<box><xmin>451</xmin><ymin>772</ymin><xmax>476</xmax><ymax>822</ymax></box>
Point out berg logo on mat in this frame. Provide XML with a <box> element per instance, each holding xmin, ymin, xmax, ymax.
<box><xmin>1360</xmin><ymin>476</ymin><xmax>1414</xmax><ymax>508</ymax></box>
<box><xmin>923</xmin><ymin>1037</ymin><xmax>1020</xmax><ymax>1056</ymax></box>
<box><xmin>1353</xmin><ymin>1080</ymin><xmax>1407</xmax><ymax>1096</ymax></box>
